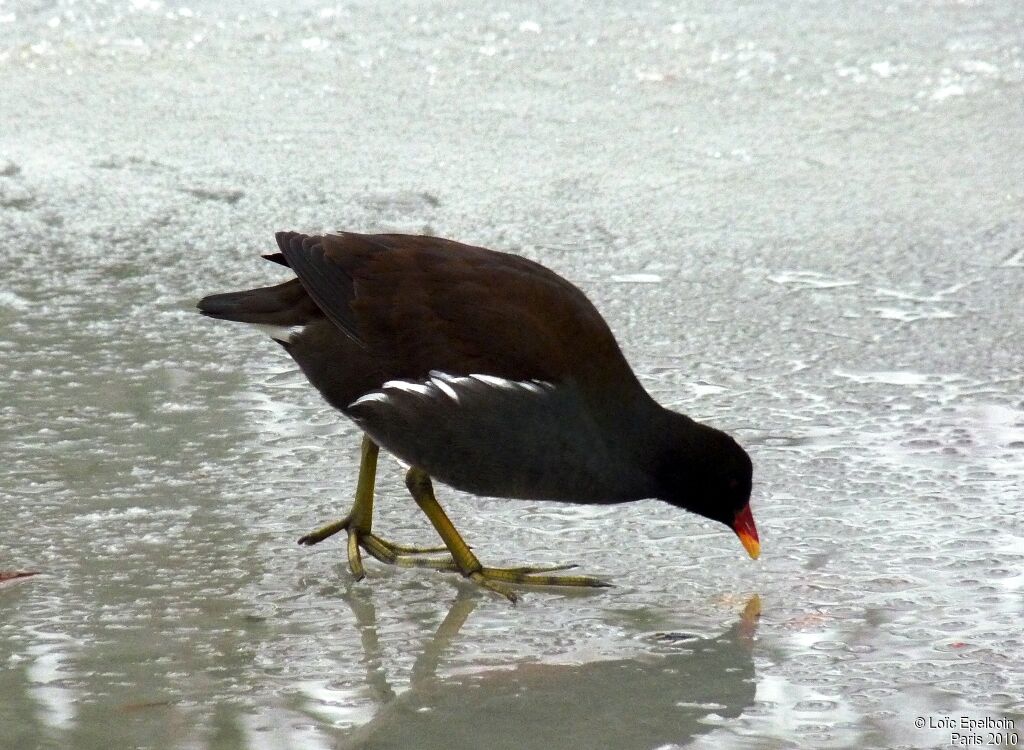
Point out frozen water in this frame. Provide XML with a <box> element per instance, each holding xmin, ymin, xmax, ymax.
<box><xmin>2</xmin><ymin>0</ymin><xmax>1023</xmax><ymax>749</ymax></box>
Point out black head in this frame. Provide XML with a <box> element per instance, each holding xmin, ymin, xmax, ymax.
<box><xmin>654</xmin><ymin>415</ymin><xmax>759</xmax><ymax>558</ymax></box>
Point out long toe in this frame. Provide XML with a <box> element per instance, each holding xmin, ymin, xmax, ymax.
<box><xmin>371</xmin><ymin>537</ymin><xmax>450</xmax><ymax>555</ymax></box>
<box><xmin>356</xmin><ymin>533</ymin><xmax>456</xmax><ymax>570</ymax></box>
<box><xmin>478</xmin><ymin>567</ymin><xmax>612</xmax><ymax>588</ymax></box>
<box><xmin>468</xmin><ymin>572</ymin><xmax>519</xmax><ymax>604</ymax></box>
<box><xmin>298</xmin><ymin>516</ymin><xmax>351</xmax><ymax>546</ymax></box>
<box><xmin>484</xmin><ymin>563</ymin><xmax>579</xmax><ymax>575</ymax></box>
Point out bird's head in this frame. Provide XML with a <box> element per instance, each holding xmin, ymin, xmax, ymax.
<box><xmin>655</xmin><ymin>417</ymin><xmax>759</xmax><ymax>559</ymax></box>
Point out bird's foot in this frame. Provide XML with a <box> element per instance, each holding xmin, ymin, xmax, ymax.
<box><xmin>465</xmin><ymin>564</ymin><xmax>612</xmax><ymax>604</ymax></box>
<box><xmin>298</xmin><ymin>516</ymin><xmax>451</xmax><ymax>580</ymax></box>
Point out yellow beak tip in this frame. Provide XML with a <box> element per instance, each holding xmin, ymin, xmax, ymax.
<box><xmin>739</xmin><ymin>535</ymin><xmax>761</xmax><ymax>560</ymax></box>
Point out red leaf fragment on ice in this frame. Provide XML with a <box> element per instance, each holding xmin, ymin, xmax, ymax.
<box><xmin>0</xmin><ymin>571</ymin><xmax>40</xmax><ymax>583</ymax></box>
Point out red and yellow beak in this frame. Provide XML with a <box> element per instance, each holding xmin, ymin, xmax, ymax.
<box><xmin>732</xmin><ymin>505</ymin><xmax>760</xmax><ymax>560</ymax></box>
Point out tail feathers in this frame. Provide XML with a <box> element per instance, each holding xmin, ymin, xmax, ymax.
<box><xmin>197</xmin><ymin>278</ymin><xmax>319</xmax><ymax>326</ymax></box>
<box><xmin>275</xmin><ymin>231</ymin><xmax>313</xmax><ymax>255</ymax></box>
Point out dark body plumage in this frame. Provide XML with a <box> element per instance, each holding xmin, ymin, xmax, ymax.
<box><xmin>199</xmin><ymin>232</ymin><xmax>755</xmax><ymax>539</ymax></box>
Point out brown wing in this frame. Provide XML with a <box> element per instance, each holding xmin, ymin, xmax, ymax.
<box><xmin>277</xmin><ymin>231</ymin><xmax>640</xmax><ymax>393</ymax></box>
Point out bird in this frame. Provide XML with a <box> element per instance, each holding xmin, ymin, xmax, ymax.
<box><xmin>198</xmin><ymin>231</ymin><xmax>759</xmax><ymax>601</ymax></box>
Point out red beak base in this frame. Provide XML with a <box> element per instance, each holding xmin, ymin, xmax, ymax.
<box><xmin>733</xmin><ymin>504</ymin><xmax>761</xmax><ymax>560</ymax></box>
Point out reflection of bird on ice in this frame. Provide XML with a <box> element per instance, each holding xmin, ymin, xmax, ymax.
<box><xmin>337</xmin><ymin>592</ymin><xmax>761</xmax><ymax>750</ymax></box>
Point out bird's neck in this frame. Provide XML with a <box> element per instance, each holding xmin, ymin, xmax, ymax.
<box><xmin>593</xmin><ymin>392</ymin><xmax>687</xmax><ymax>497</ymax></box>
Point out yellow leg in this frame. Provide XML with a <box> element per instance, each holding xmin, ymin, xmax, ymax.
<box><xmin>404</xmin><ymin>467</ymin><xmax>610</xmax><ymax>603</ymax></box>
<box><xmin>298</xmin><ymin>436</ymin><xmax>449</xmax><ymax>579</ymax></box>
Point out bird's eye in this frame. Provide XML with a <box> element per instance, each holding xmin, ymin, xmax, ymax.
<box><xmin>728</xmin><ymin>478</ymin><xmax>739</xmax><ymax>490</ymax></box>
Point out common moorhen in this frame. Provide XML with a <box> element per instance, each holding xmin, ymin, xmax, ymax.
<box><xmin>198</xmin><ymin>232</ymin><xmax>758</xmax><ymax>601</ymax></box>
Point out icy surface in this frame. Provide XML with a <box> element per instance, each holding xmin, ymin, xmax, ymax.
<box><xmin>2</xmin><ymin>1</ymin><xmax>1023</xmax><ymax>748</ymax></box>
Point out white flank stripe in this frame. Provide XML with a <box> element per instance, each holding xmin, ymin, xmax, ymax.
<box><xmin>382</xmin><ymin>380</ymin><xmax>433</xmax><ymax>396</ymax></box>
<box><xmin>251</xmin><ymin>323</ymin><xmax>304</xmax><ymax>343</ymax></box>
<box><xmin>430</xmin><ymin>377</ymin><xmax>460</xmax><ymax>401</ymax></box>
<box><xmin>349</xmin><ymin>392</ymin><xmax>390</xmax><ymax>408</ymax></box>
<box><xmin>349</xmin><ymin>373</ymin><xmax>556</xmax><ymax>411</ymax></box>
<box><xmin>471</xmin><ymin>373</ymin><xmax>515</xmax><ymax>389</ymax></box>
